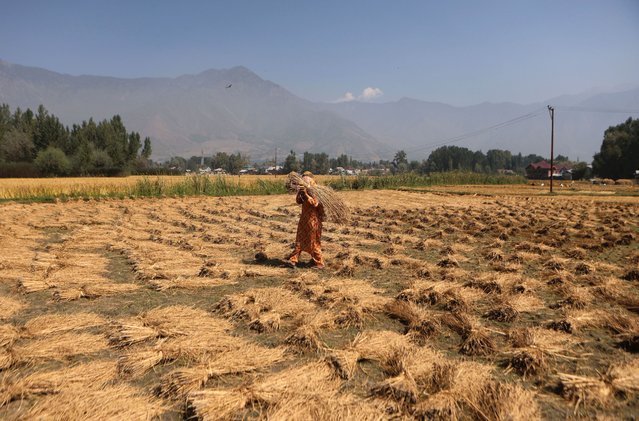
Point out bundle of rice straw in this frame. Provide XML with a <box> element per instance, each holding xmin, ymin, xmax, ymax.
<box><xmin>286</xmin><ymin>172</ymin><xmax>350</xmax><ymax>224</ymax></box>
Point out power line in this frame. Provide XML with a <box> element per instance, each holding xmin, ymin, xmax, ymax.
<box><xmin>213</xmin><ymin>104</ymin><xmax>631</xmax><ymax>161</ymax></box>
<box><xmin>250</xmin><ymin>107</ymin><xmax>549</xmax><ymax>161</ymax></box>
<box><xmin>548</xmin><ymin>105</ymin><xmax>555</xmax><ymax>193</ymax></box>
<box><xmin>405</xmin><ymin>107</ymin><xmax>547</xmax><ymax>154</ymax></box>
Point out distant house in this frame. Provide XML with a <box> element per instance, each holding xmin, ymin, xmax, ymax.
<box><xmin>555</xmin><ymin>163</ymin><xmax>573</xmax><ymax>180</ymax></box>
<box><xmin>526</xmin><ymin>161</ymin><xmax>552</xmax><ymax>179</ymax></box>
<box><xmin>239</xmin><ymin>167</ymin><xmax>258</xmax><ymax>175</ymax></box>
<box><xmin>212</xmin><ymin>168</ymin><xmax>226</xmax><ymax>175</ymax></box>
<box><xmin>526</xmin><ymin>161</ymin><xmax>572</xmax><ymax>180</ymax></box>
<box><xmin>331</xmin><ymin>166</ymin><xmax>357</xmax><ymax>176</ymax></box>
<box><xmin>265</xmin><ymin>165</ymin><xmax>282</xmax><ymax>174</ymax></box>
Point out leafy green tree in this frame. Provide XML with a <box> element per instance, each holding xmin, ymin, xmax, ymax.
<box><xmin>93</xmin><ymin>149</ymin><xmax>114</xmax><ymax>171</ymax></box>
<box><xmin>592</xmin><ymin>117</ymin><xmax>639</xmax><ymax>179</ymax></box>
<box><xmin>102</xmin><ymin>115</ymin><xmax>128</xmax><ymax>167</ymax></box>
<box><xmin>227</xmin><ymin>152</ymin><xmax>248</xmax><ymax>174</ymax></box>
<box><xmin>12</xmin><ymin>107</ymin><xmax>35</xmax><ymax>134</ymax></box>
<box><xmin>316</xmin><ymin>152</ymin><xmax>330</xmax><ymax>174</ymax></box>
<box><xmin>34</xmin><ymin>146</ymin><xmax>71</xmax><ymax>176</ymax></box>
<box><xmin>301</xmin><ymin>152</ymin><xmax>330</xmax><ymax>174</ymax></box>
<box><xmin>390</xmin><ymin>150</ymin><xmax>406</xmax><ymax>174</ymax></box>
<box><xmin>127</xmin><ymin>132</ymin><xmax>142</xmax><ymax>162</ymax></box>
<box><xmin>425</xmin><ymin>146</ymin><xmax>477</xmax><ymax>172</ymax></box>
<box><xmin>473</xmin><ymin>151</ymin><xmax>488</xmax><ymax>172</ymax></box>
<box><xmin>0</xmin><ymin>129</ymin><xmax>34</xmax><ymax>162</ymax></box>
<box><xmin>167</xmin><ymin>156</ymin><xmax>187</xmax><ymax>171</ymax></box>
<box><xmin>283</xmin><ymin>150</ymin><xmax>300</xmax><ymax>173</ymax></box>
<box><xmin>0</xmin><ymin>104</ymin><xmax>11</xmax><ymax>142</ymax></box>
<box><xmin>391</xmin><ymin>150</ymin><xmax>409</xmax><ymax>174</ymax></box>
<box><xmin>571</xmin><ymin>162</ymin><xmax>591</xmax><ymax>180</ymax></box>
<box><xmin>33</xmin><ymin>105</ymin><xmax>68</xmax><ymax>152</ymax></box>
<box><xmin>486</xmin><ymin>149</ymin><xmax>512</xmax><ymax>172</ymax></box>
<box><xmin>72</xmin><ymin>141</ymin><xmax>96</xmax><ymax>175</ymax></box>
<box><xmin>187</xmin><ymin>155</ymin><xmax>209</xmax><ymax>171</ymax></box>
<box><xmin>331</xmin><ymin>154</ymin><xmax>351</xmax><ymax>169</ymax></box>
<box><xmin>211</xmin><ymin>152</ymin><xmax>230</xmax><ymax>170</ymax></box>
<box><xmin>0</xmin><ymin>104</ymin><xmax>152</xmax><ymax>176</ymax></box>
<box><xmin>141</xmin><ymin>137</ymin><xmax>152</xmax><ymax>159</ymax></box>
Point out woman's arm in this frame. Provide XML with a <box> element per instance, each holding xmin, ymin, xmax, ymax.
<box><xmin>297</xmin><ymin>188</ymin><xmax>319</xmax><ymax>207</ymax></box>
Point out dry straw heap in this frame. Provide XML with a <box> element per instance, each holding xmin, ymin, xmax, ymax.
<box><xmin>286</xmin><ymin>172</ymin><xmax>350</xmax><ymax>224</ymax></box>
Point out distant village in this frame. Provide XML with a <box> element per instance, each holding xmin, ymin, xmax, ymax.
<box><xmin>177</xmin><ymin>159</ymin><xmax>639</xmax><ymax>186</ymax></box>
<box><xmin>187</xmin><ymin>165</ymin><xmax>366</xmax><ymax>176</ymax></box>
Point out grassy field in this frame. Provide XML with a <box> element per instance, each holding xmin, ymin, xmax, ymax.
<box><xmin>0</xmin><ymin>174</ymin><xmax>636</xmax><ymax>202</ymax></box>
<box><xmin>0</xmin><ymin>173</ymin><xmax>534</xmax><ymax>201</ymax></box>
<box><xmin>1</xmin><ymin>189</ymin><xmax>638</xmax><ymax>419</ymax></box>
<box><xmin>0</xmin><ymin>175</ymin><xmax>290</xmax><ymax>200</ymax></box>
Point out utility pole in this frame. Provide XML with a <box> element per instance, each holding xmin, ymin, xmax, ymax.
<box><xmin>274</xmin><ymin>148</ymin><xmax>278</xmax><ymax>176</ymax></box>
<box><xmin>548</xmin><ymin>105</ymin><xmax>555</xmax><ymax>193</ymax></box>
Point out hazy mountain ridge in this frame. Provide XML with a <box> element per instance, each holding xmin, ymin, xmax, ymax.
<box><xmin>324</xmin><ymin>89</ymin><xmax>639</xmax><ymax>160</ymax></box>
<box><xmin>1</xmin><ymin>60</ymin><xmax>637</xmax><ymax>161</ymax></box>
<box><xmin>0</xmin><ymin>60</ymin><xmax>389</xmax><ymax>161</ymax></box>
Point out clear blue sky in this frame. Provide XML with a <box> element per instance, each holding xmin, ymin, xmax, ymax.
<box><xmin>1</xmin><ymin>0</ymin><xmax>638</xmax><ymax>106</ymax></box>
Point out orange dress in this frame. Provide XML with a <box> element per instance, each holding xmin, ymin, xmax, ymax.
<box><xmin>288</xmin><ymin>189</ymin><xmax>325</xmax><ymax>266</ymax></box>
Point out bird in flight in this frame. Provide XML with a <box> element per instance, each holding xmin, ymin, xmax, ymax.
<box><xmin>226</xmin><ymin>84</ymin><xmax>232</xmax><ymax>88</ymax></box>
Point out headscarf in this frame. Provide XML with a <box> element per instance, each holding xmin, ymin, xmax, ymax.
<box><xmin>302</xmin><ymin>171</ymin><xmax>316</xmax><ymax>186</ymax></box>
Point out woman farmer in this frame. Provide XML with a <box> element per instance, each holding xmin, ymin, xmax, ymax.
<box><xmin>287</xmin><ymin>171</ymin><xmax>325</xmax><ymax>269</ymax></box>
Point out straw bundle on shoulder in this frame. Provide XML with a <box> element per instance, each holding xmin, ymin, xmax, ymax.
<box><xmin>286</xmin><ymin>172</ymin><xmax>350</xmax><ymax>224</ymax></box>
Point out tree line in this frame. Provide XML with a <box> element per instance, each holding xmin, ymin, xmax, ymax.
<box><xmin>592</xmin><ymin>117</ymin><xmax>639</xmax><ymax>179</ymax></box>
<box><xmin>161</xmin><ymin>147</ymin><xmax>579</xmax><ymax>177</ymax></box>
<box><xmin>165</xmin><ymin>152</ymin><xmax>251</xmax><ymax>175</ymax></box>
<box><xmin>280</xmin><ymin>148</ymin><xmax>573</xmax><ymax>176</ymax></box>
<box><xmin>282</xmin><ymin>151</ymin><xmax>375</xmax><ymax>174</ymax></box>
<box><xmin>168</xmin><ymin>117</ymin><xmax>637</xmax><ymax>179</ymax></box>
<box><xmin>2</xmin><ymin>101</ymin><xmax>635</xmax><ymax>180</ymax></box>
<box><xmin>0</xmin><ymin>104</ymin><xmax>151</xmax><ymax>177</ymax></box>
<box><xmin>163</xmin><ymin>151</ymin><xmax>373</xmax><ymax>175</ymax></box>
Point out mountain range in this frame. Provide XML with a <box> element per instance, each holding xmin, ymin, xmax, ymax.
<box><xmin>1</xmin><ymin>59</ymin><xmax>637</xmax><ymax>162</ymax></box>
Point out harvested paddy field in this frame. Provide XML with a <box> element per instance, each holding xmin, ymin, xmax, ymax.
<box><xmin>1</xmin><ymin>189</ymin><xmax>638</xmax><ymax>420</ymax></box>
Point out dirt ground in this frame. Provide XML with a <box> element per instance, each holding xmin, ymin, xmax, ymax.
<box><xmin>1</xmin><ymin>189</ymin><xmax>638</xmax><ymax>420</ymax></box>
